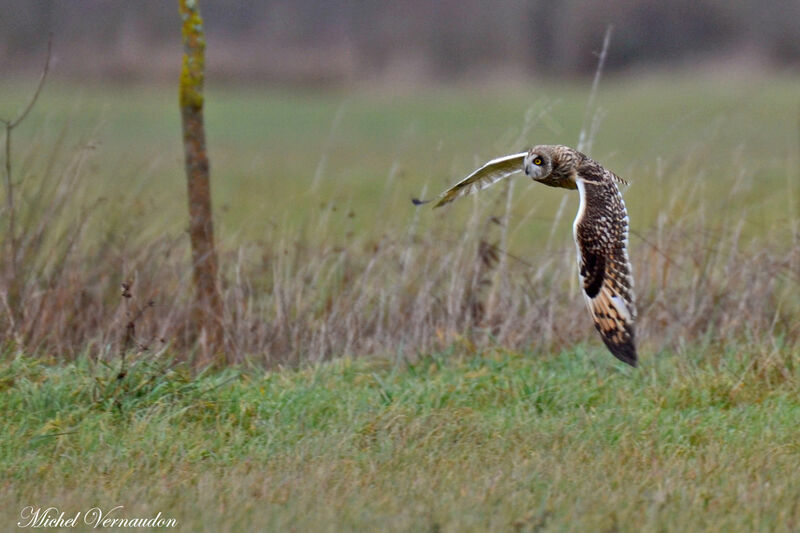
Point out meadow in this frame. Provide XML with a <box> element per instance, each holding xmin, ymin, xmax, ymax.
<box><xmin>1</xmin><ymin>73</ymin><xmax>798</xmax><ymax>530</ymax></box>
<box><xmin>2</xmin><ymin>349</ymin><xmax>799</xmax><ymax>531</ymax></box>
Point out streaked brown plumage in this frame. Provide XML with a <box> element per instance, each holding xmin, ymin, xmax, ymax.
<box><xmin>429</xmin><ymin>144</ymin><xmax>637</xmax><ymax>366</ymax></box>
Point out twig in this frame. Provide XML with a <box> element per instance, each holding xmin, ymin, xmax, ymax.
<box><xmin>30</xmin><ymin>430</ymin><xmax>77</xmax><ymax>442</ymax></box>
<box><xmin>4</xmin><ymin>37</ymin><xmax>52</xmax><ymax>131</ymax></box>
<box><xmin>629</xmin><ymin>228</ymin><xmax>686</xmax><ymax>274</ymax></box>
<box><xmin>1</xmin><ymin>36</ymin><xmax>52</xmax><ymax>324</ymax></box>
<box><xmin>119</xmin><ymin>279</ymin><xmax>156</xmax><ymax>378</ymax></box>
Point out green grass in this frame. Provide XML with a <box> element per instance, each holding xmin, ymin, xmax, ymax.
<box><xmin>2</xmin><ymin>73</ymin><xmax>797</xmax><ymax>250</ymax></box>
<box><xmin>2</xmin><ymin>348</ymin><xmax>798</xmax><ymax>531</ymax></box>
<box><xmin>1</xmin><ymin>74</ymin><xmax>798</xmax><ymax>529</ymax></box>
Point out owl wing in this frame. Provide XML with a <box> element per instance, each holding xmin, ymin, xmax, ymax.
<box><xmin>433</xmin><ymin>153</ymin><xmax>527</xmax><ymax>208</ymax></box>
<box><xmin>574</xmin><ymin>175</ymin><xmax>637</xmax><ymax>367</ymax></box>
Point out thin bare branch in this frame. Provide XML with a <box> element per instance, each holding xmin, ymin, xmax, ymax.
<box><xmin>2</xmin><ymin>35</ymin><xmax>53</xmax><ymax>339</ymax></box>
<box><xmin>3</xmin><ymin>36</ymin><xmax>52</xmax><ymax>129</ymax></box>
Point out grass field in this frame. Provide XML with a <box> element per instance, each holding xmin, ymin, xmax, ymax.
<box><xmin>1</xmin><ymin>72</ymin><xmax>799</xmax><ymax>530</ymax></box>
<box><xmin>1</xmin><ymin>73</ymin><xmax>797</xmax><ymax>362</ymax></box>
<box><xmin>3</xmin><ymin>74</ymin><xmax>797</xmax><ymax>244</ymax></box>
<box><xmin>2</xmin><ymin>348</ymin><xmax>799</xmax><ymax>531</ymax></box>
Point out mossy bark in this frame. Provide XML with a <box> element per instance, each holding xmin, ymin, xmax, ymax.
<box><xmin>178</xmin><ymin>0</ymin><xmax>224</xmax><ymax>365</ymax></box>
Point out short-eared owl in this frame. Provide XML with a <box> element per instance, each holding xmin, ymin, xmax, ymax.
<box><xmin>426</xmin><ymin>145</ymin><xmax>637</xmax><ymax>366</ymax></box>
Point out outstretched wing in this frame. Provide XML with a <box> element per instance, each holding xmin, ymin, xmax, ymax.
<box><xmin>574</xmin><ymin>175</ymin><xmax>637</xmax><ymax>366</ymax></box>
<box><xmin>433</xmin><ymin>153</ymin><xmax>526</xmax><ymax>208</ymax></box>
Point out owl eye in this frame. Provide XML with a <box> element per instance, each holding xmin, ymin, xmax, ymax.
<box><xmin>533</xmin><ymin>157</ymin><xmax>543</xmax><ymax>166</ymax></box>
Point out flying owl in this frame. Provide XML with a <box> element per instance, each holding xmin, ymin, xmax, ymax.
<box><xmin>421</xmin><ymin>145</ymin><xmax>637</xmax><ymax>366</ymax></box>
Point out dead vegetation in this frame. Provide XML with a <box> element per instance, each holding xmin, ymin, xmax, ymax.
<box><xmin>0</xmin><ymin>141</ymin><xmax>796</xmax><ymax>368</ymax></box>
<box><xmin>0</xmin><ymin>46</ymin><xmax>797</xmax><ymax>367</ymax></box>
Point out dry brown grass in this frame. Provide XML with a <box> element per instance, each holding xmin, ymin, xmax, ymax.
<box><xmin>1</xmin><ymin>71</ymin><xmax>797</xmax><ymax>367</ymax></box>
<box><xmin>1</xmin><ymin>138</ymin><xmax>796</xmax><ymax>367</ymax></box>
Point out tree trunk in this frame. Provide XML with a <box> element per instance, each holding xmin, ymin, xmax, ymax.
<box><xmin>178</xmin><ymin>0</ymin><xmax>224</xmax><ymax>365</ymax></box>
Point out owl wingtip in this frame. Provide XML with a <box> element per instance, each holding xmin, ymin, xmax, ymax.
<box><xmin>411</xmin><ymin>196</ymin><xmax>449</xmax><ymax>208</ymax></box>
<box><xmin>610</xmin><ymin>344</ymin><xmax>638</xmax><ymax>367</ymax></box>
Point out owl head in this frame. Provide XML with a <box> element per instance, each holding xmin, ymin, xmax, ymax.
<box><xmin>523</xmin><ymin>145</ymin><xmax>577</xmax><ymax>190</ymax></box>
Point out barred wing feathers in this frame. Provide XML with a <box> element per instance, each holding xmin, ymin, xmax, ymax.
<box><xmin>574</xmin><ymin>175</ymin><xmax>638</xmax><ymax>367</ymax></box>
<box><xmin>434</xmin><ymin>153</ymin><xmax>526</xmax><ymax>208</ymax></box>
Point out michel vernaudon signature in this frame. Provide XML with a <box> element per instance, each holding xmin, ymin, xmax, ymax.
<box><xmin>17</xmin><ymin>506</ymin><xmax>178</xmax><ymax>528</ymax></box>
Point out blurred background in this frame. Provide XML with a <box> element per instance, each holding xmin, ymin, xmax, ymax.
<box><xmin>2</xmin><ymin>0</ymin><xmax>799</xmax><ymax>84</ymax></box>
<box><xmin>0</xmin><ymin>1</ymin><xmax>798</xmax><ymax>362</ymax></box>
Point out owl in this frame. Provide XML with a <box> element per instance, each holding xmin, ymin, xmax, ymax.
<box><xmin>423</xmin><ymin>145</ymin><xmax>637</xmax><ymax>366</ymax></box>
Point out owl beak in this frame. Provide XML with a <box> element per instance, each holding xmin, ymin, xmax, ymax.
<box><xmin>524</xmin><ymin>164</ymin><xmax>539</xmax><ymax>180</ymax></box>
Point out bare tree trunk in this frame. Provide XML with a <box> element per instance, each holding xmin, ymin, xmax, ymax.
<box><xmin>178</xmin><ymin>0</ymin><xmax>224</xmax><ymax>365</ymax></box>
